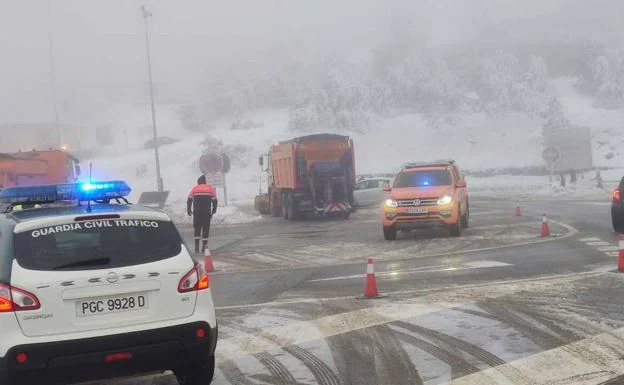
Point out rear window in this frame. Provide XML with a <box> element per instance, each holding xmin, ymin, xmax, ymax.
<box><xmin>394</xmin><ymin>169</ymin><xmax>452</xmax><ymax>188</ymax></box>
<box><xmin>14</xmin><ymin>219</ymin><xmax>183</xmax><ymax>271</ymax></box>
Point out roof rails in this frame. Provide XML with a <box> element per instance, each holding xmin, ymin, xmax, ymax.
<box><xmin>402</xmin><ymin>159</ymin><xmax>455</xmax><ymax>169</ymax></box>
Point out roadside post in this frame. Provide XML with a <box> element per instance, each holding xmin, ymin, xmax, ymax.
<box><xmin>542</xmin><ymin>146</ymin><xmax>560</xmax><ymax>184</ymax></box>
<box><xmin>199</xmin><ymin>152</ymin><xmax>230</xmax><ymax>206</ymax></box>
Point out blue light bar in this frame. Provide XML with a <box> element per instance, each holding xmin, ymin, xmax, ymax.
<box><xmin>0</xmin><ymin>181</ymin><xmax>131</xmax><ymax>204</ymax></box>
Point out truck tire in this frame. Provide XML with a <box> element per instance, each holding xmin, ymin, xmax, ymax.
<box><xmin>461</xmin><ymin>201</ymin><xmax>470</xmax><ymax>229</ymax></box>
<box><xmin>450</xmin><ymin>207</ymin><xmax>462</xmax><ymax>237</ymax></box>
<box><xmin>269</xmin><ymin>195</ymin><xmax>280</xmax><ymax>217</ymax></box>
<box><xmin>383</xmin><ymin>226</ymin><xmax>397</xmax><ymax>241</ymax></box>
<box><xmin>287</xmin><ymin>195</ymin><xmax>299</xmax><ymax>221</ymax></box>
<box><xmin>281</xmin><ymin>193</ymin><xmax>289</xmax><ymax>219</ymax></box>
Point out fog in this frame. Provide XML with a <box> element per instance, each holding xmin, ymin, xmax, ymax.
<box><xmin>0</xmin><ymin>0</ymin><xmax>622</xmax><ymax>127</ymax></box>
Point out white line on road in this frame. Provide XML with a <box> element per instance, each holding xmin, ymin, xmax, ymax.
<box><xmin>305</xmin><ymin>260</ymin><xmax>513</xmax><ymax>282</ymax></box>
<box><xmin>585</xmin><ymin>241</ymin><xmax>612</xmax><ymax>247</ymax></box>
<box><xmin>579</xmin><ymin>237</ymin><xmax>602</xmax><ymax>242</ymax></box>
<box><xmin>597</xmin><ymin>246</ymin><xmax>619</xmax><ymax>252</ymax></box>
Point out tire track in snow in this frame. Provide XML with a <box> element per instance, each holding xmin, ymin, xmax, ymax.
<box><xmin>392</xmin><ymin>328</ymin><xmax>481</xmax><ymax>379</ymax></box>
<box><xmin>462</xmin><ymin>304</ymin><xmax>567</xmax><ymax>350</ymax></box>
<box><xmin>218</xmin><ymin>360</ymin><xmax>257</xmax><ymax>385</ymax></box>
<box><xmin>253</xmin><ymin>351</ymin><xmax>300</xmax><ymax>385</ymax></box>
<box><xmin>392</xmin><ymin>320</ymin><xmax>531</xmax><ymax>385</ymax></box>
<box><xmin>282</xmin><ymin>345</ymin><xmax>342</xmax><ymax>385</ymax></box>
<box><xmin>369</xmin><ymin>325</ymin><xmax>424</xmax><ymax>385</ymax></box>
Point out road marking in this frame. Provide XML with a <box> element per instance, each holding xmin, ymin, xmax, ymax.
<box><xmin>606</xmin><ymin>251</ymin><xmax>619</xmax><ymax>257</ymax></box>
<box><xmin>585</xmin><ymin>241</ymin><xmax>612</xmax><ymax>247</ymax></box>
<box><xmin>215</xmin><ymin>271</ymin><xmax>602</xmax><ymax>361</ymax></box>
<box><xmin>597</xmin><ymin>246</ymin><xmax>619</xmax><ymax>252</ymax></box>
<box><xmin>470</xmin><ymin>210</ymin><xmax>504</xmax><ymax>216</ymax></box>
<box><xmin>305</xmin><ymin>260</ymin><xmax>513</xmax><ymax>282</ymax></box>
<box><xmin>446</xmin><ymin>325</ymin><xmax>624</xmax><ymax>385</ymax></box>
<box><xmin>579</xmin><ymin>237</ymin><xmax>602</xmax><ymax>242</ymax></box>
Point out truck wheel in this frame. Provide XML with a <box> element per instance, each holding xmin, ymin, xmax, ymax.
<box><xmin>450</xmin><ymin>207</ymin><xmax>462</xmax><ymax>237</ymax></box>
<box><xmin>281</xmin><ymin>193</ymin><xmax>289</xmax><ymax>219</ymax></box>
<box><xmin>287</xmin><ymin>195</ymin><xmax>299</xmax><ymax>221</ymax></box>
<box><xmin>383</xmin><ymin>226</ymin><xmax>397</xmax><ymax>241</ymax></box>
<box><xmin>461</xmin><ymin>201</ymin><xmax>470</xmax><ymax>229</ymax></box>
<box><xmin>269</xmin><ymin>195</ymin><xmax>280</xmax><ymax>217</ymax></box>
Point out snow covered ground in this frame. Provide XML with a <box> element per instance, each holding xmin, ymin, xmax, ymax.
<box><xmin>83</xmin><ymin>77</ymin><xmax>624</xmax><ymax>220</ymax></box>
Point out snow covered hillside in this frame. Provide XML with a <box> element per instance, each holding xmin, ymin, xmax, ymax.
<box><xmin>84</xmin><ymin>78</ymin><xmax>624</xmax><ymax>219</ymax></box>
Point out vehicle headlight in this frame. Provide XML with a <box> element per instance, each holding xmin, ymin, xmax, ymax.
<box><xmin>384</xmin><ymin>199</ymin><xmax>398</xmax><ymax>208</ymax></box>
<box><xmin>437</xmin><ymin>195</ymin><xmax>452</xmax><ymax>205</ymax></box>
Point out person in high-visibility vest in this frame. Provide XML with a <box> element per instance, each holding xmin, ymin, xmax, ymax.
<box><xmin>187</xmin><ymin>175</ymin><xmax>218</xmax><ymax>254</ymax></box>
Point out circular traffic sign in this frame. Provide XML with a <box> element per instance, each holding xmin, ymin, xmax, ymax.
<box><xmin>542</xmin><ymin>146</ymin><xmax>560</xmax><ymax>165</ymax></box>
<box><xmin>200</xmin><ymin>153</ymin><xmax>224</xmax><ymax>174</ymax></box>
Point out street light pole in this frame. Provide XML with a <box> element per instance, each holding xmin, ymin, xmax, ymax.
<box><xmin>141</xmin><ymin>6</ymin><xmax>163</xmax><ymax>192</ymax></box>
<box><xmin>48</xmin><ymin>0</ymin><xmax>62</xmax><ymax>147</ymax></box>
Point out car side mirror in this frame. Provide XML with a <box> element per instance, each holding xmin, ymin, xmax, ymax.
<box><xmin>383</xmin><ymin>183</ymin><xmax>392</xmax><ymax>192</ymax></box>
<box><xmin>457</xmin><ymin>179</ymin><xmax>466</xmax><ymax>188</ymax></box>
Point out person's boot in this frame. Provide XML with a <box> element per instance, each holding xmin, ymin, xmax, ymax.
<box><xmin>194</xmin><ymin>239</ymin><xmax>200</xmax><ymax>255</ymax></box>
<box><xmin>202</xmin><ymin>240</ymin><xmax>208</xmax><ymax>254</ymax></box>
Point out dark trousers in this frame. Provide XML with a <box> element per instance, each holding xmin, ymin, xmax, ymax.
<box><xmin>193</xmin><ymin>215</ymin><xmax>212</xmax><ymax>253</ymax></box>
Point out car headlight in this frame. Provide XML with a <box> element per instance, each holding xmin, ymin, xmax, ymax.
<box><xmin>437</xmin><ymin>195</ymin><xmax>452</xmax><ymax>205</ymax></box>
<box><xmin>384</xmin><ymin>199</ymin><xmax>398</xmax><ymax>208</ymax></box>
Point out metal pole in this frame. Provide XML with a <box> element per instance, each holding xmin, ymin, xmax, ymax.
<box><xmin>223</xmin><ymin>173</ymin><xmax>228</xmax><ymax>207</ymax></box>
<box><xmin>141</xmin><ymin>6</ymin><xmax>163</xmax><ymax>192</ymax></box>
<box><xmin>48</xmin><ymin>0</ymin><xmax>62</xmax><ymax>147</ymax></box>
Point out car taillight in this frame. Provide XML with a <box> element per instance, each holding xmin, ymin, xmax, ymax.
<box><xmin>0</xmin><ymin>284</ymin><xmax>40</xmax><ymax>312</ymax></box>
<box><xmin>613</xmin><ymin>188</ymin><xmax>621</xmax><ymax>204</ymax></box>
<box><xmin>178</xmin><ymin>264</ymin><xmax>210</xmax><ymax>293</ymax></box>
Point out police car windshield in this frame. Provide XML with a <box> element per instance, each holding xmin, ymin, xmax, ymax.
<box><xmin>394</xmin><ymin>169</ymin><xmax>452</xmax><ymax>188</ymax></box>
<box><xmin>14</xmin><ymin>219</ymin><xmax>183</xmax><ymax>271</ymax></box>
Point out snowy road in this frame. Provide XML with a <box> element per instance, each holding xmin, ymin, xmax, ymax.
<box><xmin>94</xmin><ymin>196</ymin><xmax>624</xmax><ymax>385</ymax></box>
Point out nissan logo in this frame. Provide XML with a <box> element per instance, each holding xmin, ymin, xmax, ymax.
<box><xmin>106</xmin><ymin>272</ymin><xmax>119</xmax><ymax>284</ymax></box>
<box><xmin>413</xmin><ymin>199</ymin><xmax>421</xmax><ymax>206</ymax></box>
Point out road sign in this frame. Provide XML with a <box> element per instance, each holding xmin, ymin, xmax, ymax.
<box><xmin>204</xmin><ymin>173</ymin><xmax>224</xmax><ymax>188</ymax></box>
<box><xmin>200</xmin><ymin>153</ymin><xmax>224</xmax><ymax>174</ymax></box>
<box><xmin>542</xmin><ymin>146</ymin><xmax>560</xmax><ymax>166</ymax></box>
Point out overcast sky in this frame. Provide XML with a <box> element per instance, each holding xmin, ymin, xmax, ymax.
<box><xmin>0</xmin><ymin>0</ymin><xmax>617</xmax><ymax>125</ymax></box>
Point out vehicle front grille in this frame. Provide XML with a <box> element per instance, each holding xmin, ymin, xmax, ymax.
<box><xmin>397</xmin><ymin>198</ymin><xmax>438</xmax><ymax>207</ymax></box>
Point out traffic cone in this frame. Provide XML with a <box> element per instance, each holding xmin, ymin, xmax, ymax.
<box><xmin>204</xmin><ymin>248</ymin><xmax>214</xmax><ymax>273</ymax></box>
<box><xmin>618</xmin><ymin>235</ymin><xmax>624</xmax><ymax>272</ymax></box>
<box><xmin>515</xmin><ymin>205</ymin><xmax>522</xmax><ymax>217</ymax></box>
<box><xmin>360</xmin><ymin>259</ymin><xmax>387</xmax><ymax>299</ymax></box>
<box><xmin>540</xmin><ymin>214</ymin><xmax>551</xmax><ymax>237</ymax></box>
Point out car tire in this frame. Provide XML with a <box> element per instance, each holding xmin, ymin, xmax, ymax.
<box><xmin>461</xmin><ymin>201</ymin><xmax>470</xmax><ymax>229</ymax></box>
<box><xmin>175</xmin><ymin>355</ymin><xmax>215</xmax><ymax>385</ymax></box>
<box><xmin>383</xmin><ymin>226</ymin><xmax>397</xmax><ymax>241</ymax></box>
<box><xmin>450</xmin><ymin>207</ymin><xmax>462</xmax><ymax>237</ymax></box>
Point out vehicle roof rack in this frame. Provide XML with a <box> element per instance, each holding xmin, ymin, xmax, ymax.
<box><xmin>402</xmin><ymin>159</ymin><xmax>455</xmax><ymax>169</ymax></box>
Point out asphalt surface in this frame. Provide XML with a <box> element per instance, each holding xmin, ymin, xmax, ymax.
<box><xmin>94</xmin><ymin>196</ymin><xmax>624</xmax><ymax>385</ymax></box>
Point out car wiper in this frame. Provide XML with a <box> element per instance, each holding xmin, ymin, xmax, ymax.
<box><xmin>53</xmin><ymin>257</ymin><xmax>111</xmax><ymax>270</ymax></box>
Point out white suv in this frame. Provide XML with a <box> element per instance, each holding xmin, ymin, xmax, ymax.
<box><xmin>0</xmin><ymin>182</ymin><xmax>217</xmax><ymax>385</ymax></box>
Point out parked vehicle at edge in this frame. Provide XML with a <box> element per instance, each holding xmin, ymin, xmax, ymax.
<box><xmin>381</xmin><ymin>160</ymin><xmax>469</xmax><ymax>240</ymax></box>
<box><xmin>0</xmin><ymin>181</ymin><xmax>217</xmax><ymax>385</ymax></box>
<box><xmin>612</xmin><ymin>176</ymin><xmax>624</xmax><ymax>232</ymax></box>
<box><xmin>0</xmin><ymin>149</ymin><xmax>80</xmax><ymax>188</ymax></box>
<box><xmin>354</xmin><ymin>177</ymin><xmax>393</xmax><ymax>207</ymax></box>
<box><xmin>254</xmin><ymin>134</ymin><xmax>356</xmax><ymax>220</ymax></box>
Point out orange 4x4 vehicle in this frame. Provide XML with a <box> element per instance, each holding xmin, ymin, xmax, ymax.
<box><xmin>381</xmin><ymin>160</ymin><xmax>468</xmax><ymax>240</ymax></box>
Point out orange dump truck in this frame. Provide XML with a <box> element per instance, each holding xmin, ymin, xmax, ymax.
<box><xmin>0</xmin><ymin>149</ymin><xmax>81</xmax><ymax>187</ymax></box>
<box><xmin>255</xmin><ymin>134</ymin><xmax>356</xmax><ymax>220</ymax></box>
